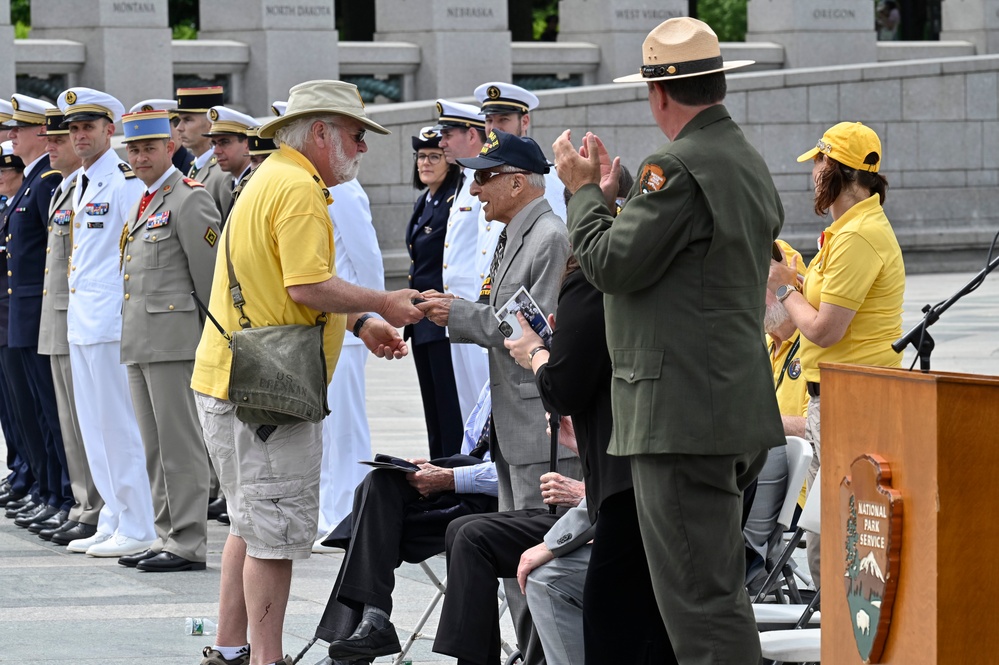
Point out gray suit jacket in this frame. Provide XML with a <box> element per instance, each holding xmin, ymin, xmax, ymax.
<box><xmin>543</xmin><ymin>498</ymin><xmax>596</xmax><ymax>557</ymax></box>
<box><xmin>120</xmin><ymin>169</ymin><xmax>221</xmax><ymax>364</ymax></box>
<box><xmin>449</xmin><ymin>197</ymin><xmax>571</xmax><ymax>466</ymax></box>
<box><xmin>38</xmin><ymin>179</ymin><xmax>76</xmax><ymax>357</ymax></box>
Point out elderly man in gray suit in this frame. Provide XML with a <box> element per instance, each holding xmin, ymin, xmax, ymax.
<box><xmin>419</xmin><ymin>130</ymin><xmax>580</xmax><ymax>513</ymax></box>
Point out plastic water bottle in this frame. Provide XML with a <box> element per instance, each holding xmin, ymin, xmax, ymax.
<box><xmin>185</xmin><ymin>617</ymin><xmax>217</xmax><ymax>636</ymax></box>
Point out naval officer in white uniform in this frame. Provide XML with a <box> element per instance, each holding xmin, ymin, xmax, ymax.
<box><xmin>433</xmin><ymin>100</ymin><xmax>490</xmax><ymax>423</ymax></box>
<box><xmin>57</xmin><ymin>87</ymin><xmax>154</xmax><ymax>558</ymax></box>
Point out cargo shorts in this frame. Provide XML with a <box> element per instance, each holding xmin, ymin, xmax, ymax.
<box><xmin>195</xmin><ymin>392</ymin><xmax>322</xmax><ymax>560</ymax></box>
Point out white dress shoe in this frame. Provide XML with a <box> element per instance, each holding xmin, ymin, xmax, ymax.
<box><xmin>86</xmin><ymin>534</ymin><xmax>155</xmax><ymax>558</ymax></box>
<box><xmin>66</xmin><ymin>531</ymin><xmax>112</xmax><ymax>553</ymax></box>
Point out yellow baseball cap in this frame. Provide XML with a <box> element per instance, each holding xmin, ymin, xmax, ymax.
<box><xmin>797</xmin><ymin>121</ymin><xmax>881</xmax><ymax>172</ymax></box>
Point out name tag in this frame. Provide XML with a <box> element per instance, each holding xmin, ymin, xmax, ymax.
<box><xmin>85</xmin><ymin>202</ymin><xmax>110</xmax><ymax>216</ymax></box>
<box><xmin>87</xmin><ymin>222</ymin><xmax>104</xmax><ymax>228</ymax></box>
<box><xmin>53</xmin><ymin>210</ymin><xmax>72</xmax><ymax>225</ymax></box>
<box><xmin>146</xmin><ymin>211</ymin><xmax>170</xmax><ymax>229</ymax></box>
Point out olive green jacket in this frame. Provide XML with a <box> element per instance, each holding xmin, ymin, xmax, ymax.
<box><xmin>568</xmin><ymin>104</ymin><xmax>785</xmax><ymax>456</ymax></box>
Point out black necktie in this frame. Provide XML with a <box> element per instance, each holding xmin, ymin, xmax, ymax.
<box><xmin>468</xmin><ymin>413</ymin><xmax>492</xmax><ymax>460</ymax></box>
<box><xmin>79</xmin><ymin>174</ymin><xmax>89</xmax><ymax>197</ymax></box>
<box><xmin>488</xmin><ymin>228</ymin><xmax>507</xmax><ymax>283</ymax></box>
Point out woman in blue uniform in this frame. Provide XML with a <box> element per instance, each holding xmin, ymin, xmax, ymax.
<box><xmin>405</xmin><ymin>128</ymin><xmax>465</xmax><ymax>459</ymax></box>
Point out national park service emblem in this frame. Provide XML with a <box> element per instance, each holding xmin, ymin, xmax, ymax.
<box><xmin>639</xmin><ymin>164</ymin><xmax>666</xmax><ymax>194</ymax></box>
<box><xmin>841</xmin><ymin>454</ymin><xmax>902</xmax><ymax>663</ymax></box>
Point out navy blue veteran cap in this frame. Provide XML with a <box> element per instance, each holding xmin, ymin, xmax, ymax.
<box><xmin>457</xmin><ymin>130</ymin><xmax>551</xmax><ymax>174</ymax></box>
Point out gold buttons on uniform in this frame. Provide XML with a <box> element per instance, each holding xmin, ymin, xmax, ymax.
<box><xmin>42</xmin><ymin>289</ymin><xmax>47</xmax><ymax>295</ymax></box>
<box><xmin>481</xmin><ymin>250</ymin><xmax>486</xmax><ymax>255</ymax></box>
<box><xmin>126</xmin><ymin>255</ymin><xmax>131</xmax><ymax>261</ymax></box>
<box><xmin>444</xmin><ymin>284</ymin><xmax>449</xmax><ymax>290</ymax></box>
<box><xmin>71</xmin><ymin>265</ymin><xmax>77</xmax><ymax>271</ymax></box>
<box><xmin>6</xmin><ymin>271</ymin><xmax>11</xmax><ymax>277</ymax></box>
<box><xmin>124</xmin><ymin>294</ymin><xmax>130</xmax><ymax>300</ymax></box>
<box><xmin>48</xmin><ymin>226</ymin><xmax>52</xmax><ymax>232</ymax></box>
<box><xmin>73</xmin><ymin>244</ymin><xmax>78</xmax><ymax>250</ymax></box>
<box><xmin>443</xmin><ymin>263</ymin><xmax>448</xmax><ymax>269</ymax></box>
<box><xmin>5</xmin><ymin>288</ymin><xmax>10</xmax><ymax>295</ymax></box>
<box><xmin>127</xmin><ymin>236</ymin><xmax>133</xmax><ymax>242</ymax></box>
<box><xmin>168</xmin><ymin>305</ymin><xmax>175</xmax><ymax>310</ymax></box>
<box><xmin>44</xmin><ymin>269</ymin><xmax>48</xmax><ymax>274</ymax></box>
<box><xmin>46</xmin><ymin>247</ymin><xmax>50</xmax><ymax>253</ymax></box>
<box><xmin>70</xmin><ymin>288</ymin><xmax>75</xmax><ymax>293</ymax></box>
<box><xmin>445</xmin><ymin>243</ymin><xmax>449</xmax><ymax>248</ymax></box>
<box><xmin>74</xmin><ymin>223</ymin><xmax>80</xmax><ymax>228</ymax></box>
<box><xmin>123</xmin><ymin>274</ymin><xmax>129</xmax><ymax>281</ymax></box>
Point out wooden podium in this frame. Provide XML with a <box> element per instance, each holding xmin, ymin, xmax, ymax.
<box><xmin>821</xmin><ymin>364</ymin><xmax>999</xmax><ymax>663</ymax></box>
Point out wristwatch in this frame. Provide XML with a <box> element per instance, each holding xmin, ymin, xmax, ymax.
<box><xmin>528</xmin><ymin>345</ymin><xmax>548</xmax><ymax>362</ymax></box>
<box><xmin>776</xmin><ymin>284</ymin><xmax>799</xmax><ymax>303</ymax></box>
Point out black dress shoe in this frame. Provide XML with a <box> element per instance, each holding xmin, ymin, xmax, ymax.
<box><xmin>207</xmin><ymin>497</ymin><xmax>227</xmax><ymax>520</ymax></box>
<box><xmin>51</xmin><ymin>521</ymin><xmax>97</xmax><ymax>546</ymax></box>
<box><xmin>28</xmin><ymin>509</ymin><xmax>69</xmax><ymax>533</ymax></box>
<box><xmin>15</xmin><ymin>504</ymin><xmax>57</xmax><ymax>528</ymax></box>
<box><xmin>136</xmin><ymin>551</ymin><xmax>207</xmax><ymax>572</ymax></box>
<box><xmin>327</xmin><ymin>618</ymin><xmax>401</xmax><ymax>660</ymax></box>
<box><xmin>216</xmin><ymin>511</ymin><xmax>230</xmax><ymax>525</ymax></box>
<box><xmin>119</xmin><ymin>548</ymin><xmax>158</xmax><ymax>568</ymax></box>
<box><xmin>39</xmin><ymin>519</ymin><xmax>78</xmax><ymax>541</ymax></box>
<box><xmin>5</xmin><ymin>498</ymin><xmax>36</xmax><ymax>518</ymax></box>
<box><xmin>0</xmin><ymin>489</ymin><xmax>26</xmax><ymax>507</ymax></box>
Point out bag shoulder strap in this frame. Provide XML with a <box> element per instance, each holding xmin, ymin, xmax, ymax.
<box><xmin>223</xmin><ymin>211</ymin><xmax>328</xmax><ymax>329</ymax></box>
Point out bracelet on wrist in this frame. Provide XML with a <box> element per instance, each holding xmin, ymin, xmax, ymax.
<box><xmin>352</xmin><ymin>313</ymin><xmax>373</xmax><ymax>338</ymax></box>
<box><xmin>528</xmin><ymin>345</ymin><xmax>548</xmax><ymax>362</ymax></box>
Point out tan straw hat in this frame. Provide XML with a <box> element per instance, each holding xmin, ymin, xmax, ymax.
<box><xmin>614</xmin><ymin>17</ymin><xmax>754</xmax><ymax>83</ymax></box>
<box><xmin>257</xmin><ymin>80</ymin><xmax>389</xmax><ymax>139</ymax></box>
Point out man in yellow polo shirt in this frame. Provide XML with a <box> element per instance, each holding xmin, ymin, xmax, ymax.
<box><xmin>190</xmin><ymin>80</ymin><xmax>423</xmax><ymax>665</ymax></box>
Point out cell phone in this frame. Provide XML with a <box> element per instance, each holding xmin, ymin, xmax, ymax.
<box><xmin>411</xmin><ymin>297</ymin><xmax>427</xmax><ymax>305</ymax></box>
<box><xmin>771</xmin><ymin>242</ymin><xmax>784</xmax><ymax>262</ymax></box>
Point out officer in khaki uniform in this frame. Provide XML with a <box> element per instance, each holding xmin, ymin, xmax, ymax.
<box><xmin>117</xmin><ymin>110</ymin><xmax>221</xmax><ymax>572</ymax></box>
<box><xmin>175</xmin><ymin>86</ymin><xmax>231</xmax><ymax>220</ymax></box>
<box><xmin>203</xmin><ymin>105</ymin><xmax>256</xmax><ymax>221</ymax></box>
<box><xmin>36</xmin><ymin>108</ymin><xmax>104</xmax><ymax>546</ymax></box>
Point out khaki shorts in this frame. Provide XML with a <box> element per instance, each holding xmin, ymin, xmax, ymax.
<box><xmin>195</xmin><ymin>392</ymin><xmax>322</xmax><ymax>560</ymax></box>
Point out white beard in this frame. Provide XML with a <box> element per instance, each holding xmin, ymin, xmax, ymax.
<box><xmin>329</xmin><ymin>136</ymin><xmax>361</xmax><ymax>184</ymax></box>
<box><xmin>764</xmin><ymin>301</ymin><xmax>790</xmax><ymax>335</ymax></box>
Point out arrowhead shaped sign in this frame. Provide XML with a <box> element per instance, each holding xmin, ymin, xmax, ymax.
<box><xmin>840</xmin><ymin>454</ymin><xmax>903</xmax><ymax>663</ymax></box>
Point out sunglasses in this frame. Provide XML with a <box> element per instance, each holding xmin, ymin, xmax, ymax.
<box><xmin>473</xmin><ymin>170</ymin><xmax>531</xmax><ymax>186</ymax></box>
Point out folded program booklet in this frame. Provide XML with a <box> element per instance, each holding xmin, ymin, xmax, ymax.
<box><xmin>359</xmin><ymin>454</ymin><xmax>420</xmax><ymax>472</ymax></box>
<box><xmin>494</xmin><ymin>285</ymin><xmax>552</xmax><ymax>345</ymax></box>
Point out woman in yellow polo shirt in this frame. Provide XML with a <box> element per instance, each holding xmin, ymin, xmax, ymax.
<box><xmin>768</xmin><ymin>121</ymin><xmax>905</xmax><ymax>587</ymax></box>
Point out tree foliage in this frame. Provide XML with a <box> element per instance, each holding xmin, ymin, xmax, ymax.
<box><xmin>697</xmin><ymin>0</ymin><xmax>748</xmax><ymax>43</ymax></box>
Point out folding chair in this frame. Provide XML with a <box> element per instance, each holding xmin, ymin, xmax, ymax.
<box><xmin>752</xmin><ymin>436</ymin><xmax>813</xmax><ymax>604</ymax></box>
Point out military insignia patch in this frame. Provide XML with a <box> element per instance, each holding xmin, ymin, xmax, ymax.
<box><xmin>481</xmin><ymin>132</ymin><xmax>500</xmax><ymax>155</ymax></box>
<box><xmin>10</xmin><ymin>97</ymin><xmax>19</xmax><ymax>110</ymax></box>
<box><xmin>146</xmin><ymin>211</ymin><xmax>170</xmax><ymax>229</ymax></box>
<box><xmin>65</xmin><ymin>90</ymin><xmax>77</xmax><ymax>105</ymax></box>
<box><xmin>459</xmin><ymin>206</ymin><xmax>472</xmax><ymax>212</ymax></box>
<box><xmin>53</xmin><ymin>210</ymin><xmax>73</xmax><ymax>225</ymax></box>
<box><xmin>788</xmin><ymin>358</ymin><xmax>802</xmax><ymax>379</ymax></box>
<box><xmin>118</xmin><ymin>163</ymin><xmax>136</xmax><ymax>179</ymax></box>
<box><xmin>487</xmin><ymin>86</ymin><xmax>501</xmax><ymax>100</ymax></box>
<box><xmin>182</xmin><ymin>177</ymin><xmax>204</xmax><ymax>188</ymax></box>
<box><xmin>209</xmin><ymin>108</ymin><xmax>220</xmax><ymax>121</ymax></box>
<box><xmin>479</xmin><ymin>275</ymin><xmax>492</xmax><ymax>299</ymax></box>
<box><xmin>204</xmin><ymin>227</ymin><xmax>218</xmax><ymax>247</ymax></box>
<box><xmin>86</xmin><ymin>222</ymin><xmax>104</xmax><ymax>228</ymax></box>
<box><xmin>436</xmin><ymin>102</ymin><xmax>444</xmax><ymax>115</ymax></box>
<box><xmin>639</xmin><ymin>164</ymin><xmax>666</xmax><ymax>194</ymax></box>
<box><xmin>85</xmin><ymin>202</ymin><xmax>110</xmax><ymax>216</ymax></box>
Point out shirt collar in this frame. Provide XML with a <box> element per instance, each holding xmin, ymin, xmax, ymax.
<box><xmin>825</xmin><ymin>193</ymin><xmax>881</xmax><ymax>236</ymax></box>
<box><xmin>278</xmin><ymin>144</ymin><xmax>332</xmax><ymax>204</ymax></box>
<box><xmin>146</xmin><ymin>166</ymin><xmax>177</xmax><ymax>195</ymax></box>
<box><xmin>61</xmin><ymin>167</ymin><xmax>82</xmax><ymax>195</ymax></box>
<box><xmin>194</xmin><ymin>147</ymin><xmax>214</xmax><ymax>170</ymax></box>
<box><xmin>83</xmin><ymin>147</ymin><xmax>117</xmax><ymax>180</ymax></box>
<box><xmin>22</xmin><ymin>153</ymin><xmax>45</xmax><ymax>180</ymax></box>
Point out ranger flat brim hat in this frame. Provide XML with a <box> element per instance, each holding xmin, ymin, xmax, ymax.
<box><xmin>457</xmin><ymin>129</ymin><xmax>551</xmax><ymax>174</ymax></box>
<box><xmin>614</xmin><ymin>17</ymin><xmax>753</xmax><ymax>83</ymax></box>
<box><xmin>257</xmin><ymin>80</ymin><xmax>389</xmax><ymax>140</ymax></box>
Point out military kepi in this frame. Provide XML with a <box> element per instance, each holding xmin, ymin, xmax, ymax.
<box><xmin>6</xmin><ymin>94</ymin><xmax>55</xmax><ymax>127</ymax></box>
<box><xmin>43</xmin><ymin>108</ymin><xmax>69</xmax><ymax>136</ymax></box>
<box><xmin>176</xmin><ymin>86</ymin><xmax>224</xmax><ymax>114</ymax></box>
<box><xmin>58</xmin><ymin>87</ymin><xmax>125</xmax><ymax>125</ymax></box>
<box><xmin>457</xmin><ymin>130</ymin><xmax>550</xmax><ymax>174</ymax></box>
<box><xmin>247</xmin><ymin>127</ymin><xmax>278</xmax><ymax>155</ymax></box>
<box><xmin>203</xmin><ymin>106</ymin><xmax>258</xmax><ymax>137</ymax></box>
<box><xmin>122</xmin><ymin>110</ymin><xmax>173</xmax><ymax>143</ymax></box>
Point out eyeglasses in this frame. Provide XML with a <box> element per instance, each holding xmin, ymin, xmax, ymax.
<box><xmin>414</xmin><ymin>152</ymin><xmax>443</xmax><ymax>165</ymax></box>
<box><xmin>473</xmin><ymin>170</ymin><xmax>532</xmax><ymax>186</ymax></box>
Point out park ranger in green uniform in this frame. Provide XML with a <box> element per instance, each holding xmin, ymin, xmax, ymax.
<box><xmin>553</xmin><ymin>17</ymin><xmax>785</xmax><ymax>665</ymax></box>
<box><xmin>116</xmin><ymin>109</ymin><xmax>222</xmax><ymax>573</ymax></box>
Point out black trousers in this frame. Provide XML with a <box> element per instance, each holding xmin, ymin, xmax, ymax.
<box><xmin>413</xmin><ymin>339</ymin><xmax>463</xmax><ymax>459</ymax></box>
<box><xmin>433</xmin><ymin>509</ymin><xmax>559</xmax><ymax>665</ymax></box>
<box><xmin>0</xmin><ymin>345</ymin><xmax>51</xmax><ymax>503</ymax></box>
<box><xmin>584</xmin><ymin>489</ymin><xmax>677</xmax><ymax>664</ymax></box>
<box><xmin>315</xmin><ymin>458</ymin><xmax>496</xmax><ymax>643</ymax></box>
<box><xmin>0</xmin><ymin>348</ymin><xmax>31</xmax><ymax>495</ymax></box>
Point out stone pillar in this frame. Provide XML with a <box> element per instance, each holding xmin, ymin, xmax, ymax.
<box><xmin>30</xmin><ymin>0</ymin><xmax>173</xmax><ymax>105</ymax></box>
<box><xmin>746</xmin><ymin>0</ymin><xmax>876</xmax><ymax>69</ymax></box>
<box><xmin>199</xmin><ymin>0</ymin><xmax>339</xmax><ymax>115</ymax></box>
<box><xmin>941</xmin><ymin>0</ymin><xmax>999</xmax><ymax>54</ymax></box>
<box><xmin>0</xmin><ymin>0</ymin><xmax>14</xmax><ymax>96</ymax></box>
<box><xmin>375</xmin><ymin>0</ymin><xmax>510</xmax><ymax>100</ymax></box>
<box><xmin>557</xmin><ymin>0</ymin><xmax>687</xmax><ymax>85</ymax></box>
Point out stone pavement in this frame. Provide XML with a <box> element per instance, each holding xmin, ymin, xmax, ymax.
<box><xmin>1</xmin><ymin>270</ymin><xmax>997</xmax><ymax>664</ymax></box>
